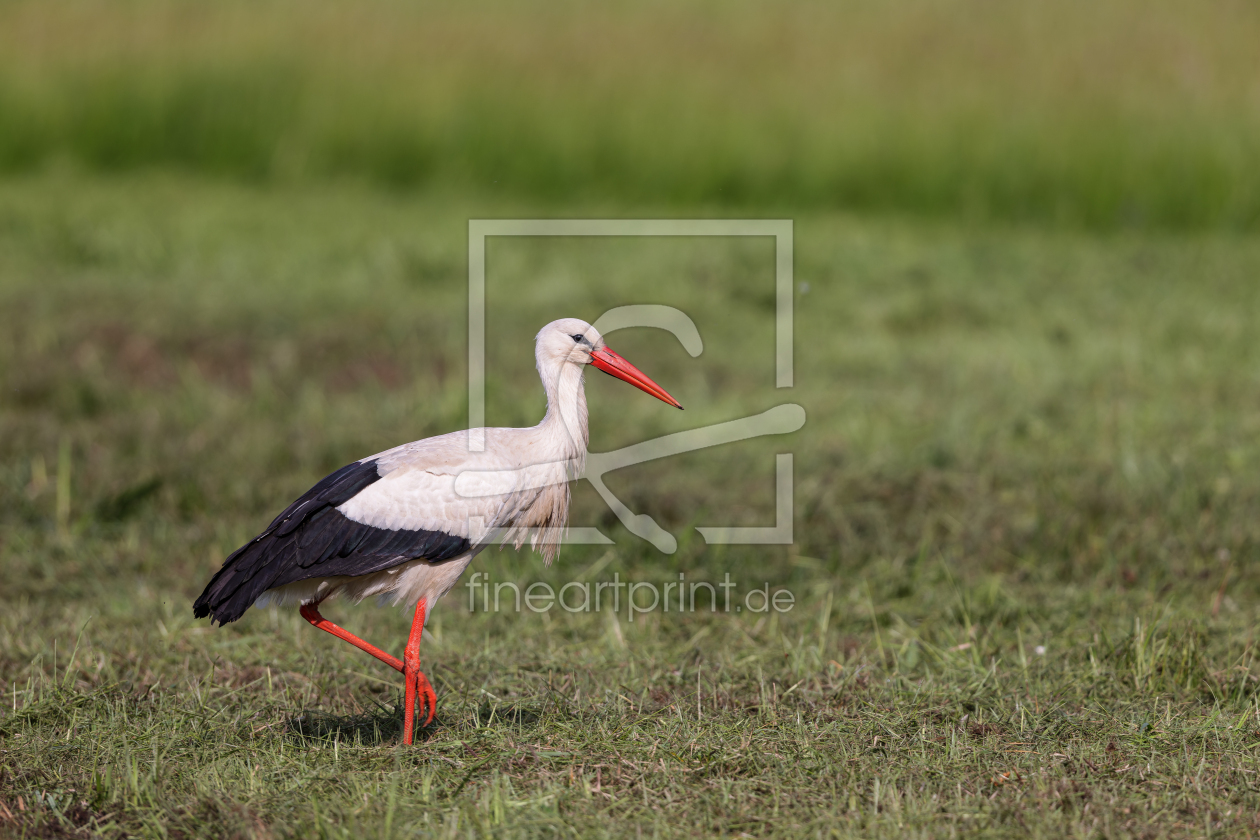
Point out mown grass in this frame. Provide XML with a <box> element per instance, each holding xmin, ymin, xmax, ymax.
<box><xmin>1</xmin><ymin>0</ymin><xmax>1259</xmax><ymax>230</ymax></box>
<box><xmin>2</xmin><ymin>174</ymin><xmax>1260</xmax><ymax>836</ymax></box>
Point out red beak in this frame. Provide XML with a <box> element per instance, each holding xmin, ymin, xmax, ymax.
<box><xmin>589</xmin><ymin>346</ymin><xmax>683</xmax><ymax>409</ymax></box>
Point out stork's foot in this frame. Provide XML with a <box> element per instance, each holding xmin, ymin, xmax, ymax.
<box><xmin>403</xmin><ymin>662</ymin><xmax>438</xmax><ymax>743</ymax></box>
<box><xmin>401</xmin><ymin>598</ymin><xmax>433</xmax><ymax>745</ymax></box>
<box><xmin>300</xmin><ymin>598</ymin><xmax>434</xmax><ymax>746</ymax></box>
<box><xmin>416</xmin><ymin>669</ymin><xmax>437</xmax><ymax>727</ymax></box>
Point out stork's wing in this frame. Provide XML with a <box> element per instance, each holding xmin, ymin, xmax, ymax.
<box><xmin>192</xmin><ymin>447</ymin><xmax>498</xmax><ymax>625</ymax></box>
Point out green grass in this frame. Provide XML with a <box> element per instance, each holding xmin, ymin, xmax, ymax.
<box><xmin>2</xmin><ymin>171</ymin><xmax>1260</xmax><ymax>836</ymax></box>
<box><xmin>5</xmin><ymin>7</ymin><xmax>1260</xmax><ymax>835</ymax></box>
<box><xmin>1</xmin><ymin>0</ymin><xmax>1260</xmax><ymax>230</ymax></box>
<box><xmin>3</xmin><ymin>173</ymin><xmax>1260</xmax><ymax>837</ymax></box>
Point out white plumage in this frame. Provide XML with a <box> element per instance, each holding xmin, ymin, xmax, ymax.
<box><xmin>193</xmin><ymin>317</ymin><xmax>680</xmax><ymax>744</ymax></box>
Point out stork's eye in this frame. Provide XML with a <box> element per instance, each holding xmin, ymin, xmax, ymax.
<box><xmin>570</xmin><ymin>334</ymin><xmax>586</xmax><ymax>344</ymax></box>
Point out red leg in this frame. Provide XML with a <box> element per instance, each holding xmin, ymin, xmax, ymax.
<box><xmin>299</xmin><ymin>603</ymin><xmax>403</xmax><ymax>672</ymax></box>
<box><xmin>402</xmin><ymin>598</ymin><xmax>435</xmax><ymax>744</ymax></box>
<box><xmin>299</xmin><ymin>600</ymin><xmax>436</xmax><ymax>745</ymax></box>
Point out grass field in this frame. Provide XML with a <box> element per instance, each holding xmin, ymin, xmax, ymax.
<box><xmin>2</xmin><ymin>0</ymin><xmax>1260</xmax><ymax>230</ymax></box>
<box><xmin>2</xmin><ymin>173</ymin><xmax>1260</xmax><ymax>837</ymax></box>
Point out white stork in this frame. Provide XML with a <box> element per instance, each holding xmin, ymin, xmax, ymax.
<box><xmin>194</xmin><ymin>318</ymin><xmax>681</xmax><ymax>744</ymax></box>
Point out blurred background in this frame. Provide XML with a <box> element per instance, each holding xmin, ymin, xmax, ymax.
<box><xmin>4</xmin><ymin>1</ymin><xmax>1260</xmax><ymax>835</ymax></box>
<box><xmin>2</xmin><ymin>0</ymin><xmax>1259</xmax><ymax>227</ymax></box>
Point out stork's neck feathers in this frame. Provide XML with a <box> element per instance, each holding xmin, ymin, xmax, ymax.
<box><xmin>536</xmin><ymin>354</ymin><xmax>589</xmax><ymax>461</ymax></box>
<box><xmin>502</xmin><ymin>348</ymin><xmax>587</xmax><ymax>565</ymax></box>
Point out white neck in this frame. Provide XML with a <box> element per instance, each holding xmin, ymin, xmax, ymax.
<box><xmin>537</xmin><ymin>356</ymin><xmax>589</xmax><ymax>464</ymax></box>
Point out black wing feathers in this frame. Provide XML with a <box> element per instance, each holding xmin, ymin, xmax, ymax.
<box><xmin>192</xmin><ymin>459</ymin><xmax>470</xmax><ymax>625</ymax></box>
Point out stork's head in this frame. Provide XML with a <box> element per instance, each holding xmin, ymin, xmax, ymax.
<box><xmin>536</xmin><ymin>318</ymin><xmax>682</xmax><ymax>409</ymax></box>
